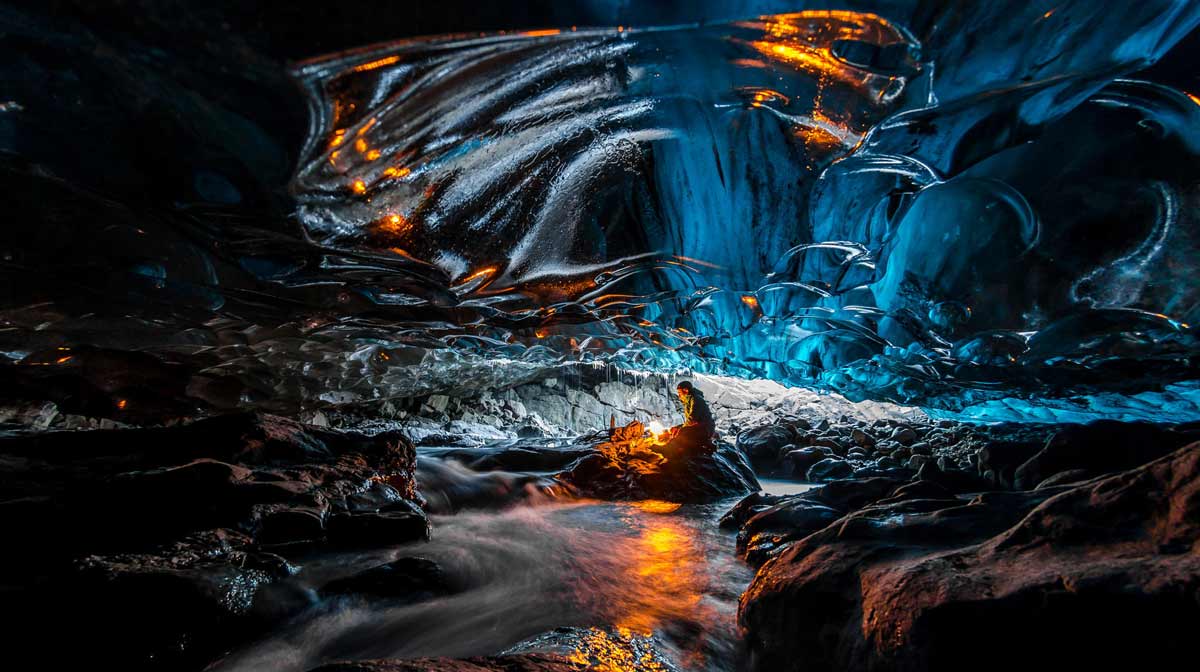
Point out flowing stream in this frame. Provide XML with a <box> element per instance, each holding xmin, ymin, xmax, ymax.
<box><xmin>209</xmin><ymin>445</ymin><xmax>798</xmax><ymax>672</ymax></box>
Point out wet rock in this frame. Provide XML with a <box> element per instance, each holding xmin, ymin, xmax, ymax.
<box><xmin>740</xmin><ymin>442</ymin><xmax>1200</xmax><ymax>672</ymax></box>
<box><xmin>805</xmin><ymin>457</ymin><xmax>853</xmax><ymax>482</ymax></box>
<box><xmin>782</xmin><ymin>447</ymin><xmax>826</xmax><ymax>478</ymax></box>
<box><xmin>719</xmin><ymin>491</ymin><xmax>789</xmax><ymax>530</ymax></box>
<box><xmin>849</xmin><ymin>427</ymin><xmax>874</xmax><ymax>449</ymax></box>
<box><xmin>1034</xmin><ymin>468</ymin><xmax>1093</xmax><ymax>489</ymax></box>
<box><xmin>2</xmin><ymin>413</ymin><xmax>425</xmax><ymax>669</ymax></box>
<box><xmin>737</xmin><ymin>500</ymin><xmax>844</xmax><ymax>566</ymax></box>
<box><xmin>1012</xmin><ymin>420</ymin><xmax>1198</xmax><ymax>489</ymax></box>
<box><xmin>809</xmin><ymin>477</ymin><xmax>905</xmax><ymax>511</ymax></box>
<box><xmin>811</xmin><ymin>437</ymin><xmax>847</xmax><ymax>455</ymax></box>
<box><xmin>914</xmin><ymin>462</ymin><xmax>991</xmax><ymax>494</ymax></box>
<box><xmin>69</xmin><ymin>529</ymin><xmax>298</xmax><ymax>669</ymax></box>
<box><xmin>879</xmin><ymin>479</ymin><xmax>955</xmax><ymax>503</ymax></box>
<box><xmin>327</xmin><ymin>507</ymin><xmax>431</xmax><ymax>547</ymax></box>
<box><xmin>732</xmin><ymin>477</ymin><xmax>905</xmax><ymax>566</ymax></box>
<box><xmin>736</xmin><ymin>424</ymin><xmax>794</xmax><ymax>470</ymax></box>
<box><xmin>975</xmin><ymin>432</ymin><xmax>1050</xmax><ymax>487</ymax></box>
<box><xmin>875</xmin><ymin>439</ymin><xmax>901</xmax><ymax>454</ymax></box>
<box><xmin>559</xmin><ymin>438</ymin><xmax>759</xmax><ymax>504</ymax></box>
<box><xmin>906</xmin><ymin>454</ymin><xmax>931</xmax><ymax>470</ymax></box>
<box><xmin>322</xmin><ymin>556</ymin><xmax>450</xmax><ymax>600</ymax></box>
<box><xmin>890</xmin><ymin>426</ymin><xmax>918</xmax><ymax>446</ymax></box>
<box><xmin>257</xmin><ymin>507</ymin><xmax>327</xmax><ymax>545</ymax></box>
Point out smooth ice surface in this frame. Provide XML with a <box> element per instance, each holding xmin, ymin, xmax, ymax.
<box><xmin>5</xmin><ymin>2</ymin><xmax>1200</xmax><ymax>422</ymax></box>
<box><xmin>283</xmin><ymin>4</ymin><xmax>1200</xmax><ymax>416</ymax></box>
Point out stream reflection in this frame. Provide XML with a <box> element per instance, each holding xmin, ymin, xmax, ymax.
<box><xmin>213</xmin><ymin>493</ymin><xmax>750</xmax><ymax>672</ymax></box>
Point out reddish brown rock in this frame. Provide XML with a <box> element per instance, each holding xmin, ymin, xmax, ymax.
<box><xmin>739</xmin><ymin>442</ymin><xmax>1200</xmax><ymax>671</ymax></box>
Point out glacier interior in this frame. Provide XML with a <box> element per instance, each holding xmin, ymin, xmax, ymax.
<box><xmin>4</xmin><ymin>1</ymin><xmax>1199</xmax><ymax>425</ymax></box>
<box><xmin>5</xmin><ymin>3</ymin><xmax>1200</xmax><ymax>672</ymax></box>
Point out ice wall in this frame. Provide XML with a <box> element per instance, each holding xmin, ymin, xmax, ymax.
<box><xmin>284</xmin><ymin>4</ymin><xmax>1200</xmax><ymax>417</ymax></box>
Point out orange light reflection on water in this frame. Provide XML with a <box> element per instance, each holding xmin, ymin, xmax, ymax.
<box><xmin>609</xmin><ymin>503</ymin><xmax>707</xmax><ymax>636</ymax></box>
<box><xmin>556</xmin><ymin>498</ymin><xmax>719</xmax><ymax>670</ymax></box>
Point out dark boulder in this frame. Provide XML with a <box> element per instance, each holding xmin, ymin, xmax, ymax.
<box><xmin>1</xmin><ymin>413</ymin><xmax>426</xmax><ymax>670</ymax></box>
<box><xmin>322</xmin><ymin>556</ymin><xmax>451</xmax><ymax>601</ymax></box>
<box><xmin>1034</xmin><ymin>468</ymin><xmax>1093</xmax><ymax>489</ymax></box>
<box><xmin>68</xmin><ymin>529</ymin><xmax>297</xmax><ymax>670</ymax></box>
<box><xmin>719</xmin><ymin>491</ymin><xmax>788</xmax><ymax>530</ymax></box>
<box><xmin>781</xmin><ymin>446</ymin><xmax>826</xmax><ymax>479</ymax></box>
<box><xmin>1012</xmin><ymin>420</ymin><xmax>1199</xmax><ymax>489</ymax></box>
<box><xmin>809</xmin><ymin>477</ymin><xmax>905</xmax><ymax>511</ymax></box>
<box><xmin>736</xmin><ymin>424</ymin><xmax>794</xmax><ymax>471</ymax></box>
<box><xmin>327</xmin><ymin>507</ymin><xmax>431</xmax><ymax>547</ymax></box>
<box><xmin>559</xmin><ymin>439</ymin><xmax>759</xmax><ymax>504</ymax></box>
<box><xmin>976</xmin><ymin>433</ymin><xmax>1046</xmax><ymax>487</ymax></box>
<box><xmin>914</xmin><ymin>461</ymin><xmax>991</xmax><ymax>493</ymax></box>
<box><xmin>740</xmin><ymin>442</ymin><xmax>1200</xmax><ymax>672</ymax></box>
<box><xmin>736</xmin><ymin>498</ymin><xmax>844</xmax><ymax>566</ymax></box>
<box><xmin>805</xmin><ymin>457</ymin><xmax>853</xmax><ymax>481</ymax></box>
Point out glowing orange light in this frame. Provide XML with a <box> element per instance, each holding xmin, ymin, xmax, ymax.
<box><xmin>674</xmin><ymin>255</ymin><xmax>723</xmax><ymax>270</ymax></box>
<box><xmin>741</xmin><ymin>294</ymin><xmax>760</xmax><ymax>309</ymax></box>
<box><xmin>756</xmin><ymin>42</ymin><xmax>840</xmax><ymax>76</ymax></box>
<box><xmin>116</xmin><ymin>399</ymin><xmax>128</xmax><ymax>410</ymax></box>
<box><xmin>383</xmin><ymin>166</ymin><xmax>412</xmax><ymax>179</ymax></box>
<box><xmin>458</xmin><ymin>266</ymin><xmax>497</xmax><ymax>285</ymax></box>
<box><xmin>521</xmin><ymin>29</ymin><xmax>562</xmax><ymax>37</ymax></box>
<box><xmin>351</xmin><ymin>179</ymin><xmax>367</xmax><ymax>194</ymax></box>
<box><xmin>1187</xmin><ymin>92</ymin><xmax>1200</xmax><ymax>107</ymax></box>
<box><xmin>365</xmin><ymin>149</ymin><xmax>381</xmax><ymax>161</ymax></box>
<box><xmin>354</xmin><ymin>138</ymin><xmax>368</xmax><ymax>153</ymax></box>
<box><xmin>328</xmin><ymin>129</ymin><xmax>347</xmax><ymax>148</ymax></box>
<box><xmin>55</xmin><ymin>355</ymin><xmax>73</xmax><ymax>364</ymax></box>
<box><xmin>377</xmin><ymin>213</ymin><xmax>410</xmax><ymax>237</ymax></box>
<box><xmin>631</xmin><ymin>500</ymin><xmax>682</xmax><ymax>514</ymax></box>
<box><xmin>352</xmin><ymin>55</ymin><xmax>401</xmax><ymax>73</ymax></box>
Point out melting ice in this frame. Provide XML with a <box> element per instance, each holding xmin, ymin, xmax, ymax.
<box><xmin>280</xmin><ymin>5</ymin><xmax>1200</xmax><ymax>419</ymax></box>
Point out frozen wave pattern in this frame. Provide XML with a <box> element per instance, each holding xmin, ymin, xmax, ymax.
<box><xmin>283</xmin><ymin>5</ymin><xmax>1200</xmax><ymax>417</ymax></box>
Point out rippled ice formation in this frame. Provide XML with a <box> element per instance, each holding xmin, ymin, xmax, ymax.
<box><xmin>282</xmin><ymin>4</ymin><xmax>1200</xmax><ymax>415</ymax></box>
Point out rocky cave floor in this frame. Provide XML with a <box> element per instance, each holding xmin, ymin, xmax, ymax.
<box><xmin>3</xmin><ymin>394</ymin><xmax>1199</xmax><ymax>671</ymax></box>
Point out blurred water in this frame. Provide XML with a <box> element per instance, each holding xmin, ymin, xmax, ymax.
<box><xmin>211</xmin><ymin>453</ymin><xmax>752</xmax><ymax>672</ymax></box>
<box><xmin>758</xmin><ymin>478</ymin><xmax>819</xmax><ymax>497</ymax></box>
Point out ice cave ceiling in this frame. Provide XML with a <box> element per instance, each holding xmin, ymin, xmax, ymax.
<box><xmin>3</xmin><ymin>1</ymin><xmax>1200</xmax><ymax>422</ymax></box>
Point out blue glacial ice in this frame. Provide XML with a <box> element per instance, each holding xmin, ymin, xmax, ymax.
<box><xmin>276</xmin><ymin>3</ymin><xmax>1200</xmax><ymax>420</ymax></box>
